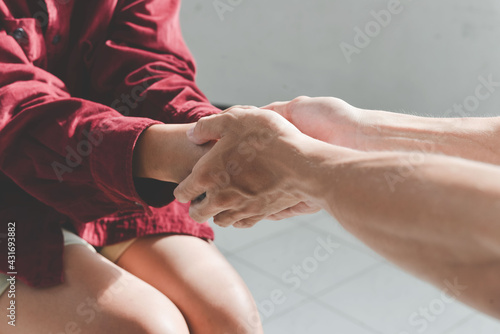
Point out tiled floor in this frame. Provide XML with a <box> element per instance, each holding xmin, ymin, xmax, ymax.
<box><xmin>212</xmin><ymin>211</ymin><xmax>500</xmax><ymax>334</ymax></box>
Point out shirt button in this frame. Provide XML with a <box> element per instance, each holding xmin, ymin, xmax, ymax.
<box><xmin>52</xmin><ymin>34</ymin><xmax>61</xmax><ymax>45</ymax></box>
<box><xmin>10</xmin><ymin>28</ymin><xmax>27</xmax><ymax>42</ymax></box>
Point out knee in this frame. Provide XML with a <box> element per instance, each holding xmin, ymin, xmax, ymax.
<box><xmin>205</xmin><ymin>290</ymin><xmax>263</xmax><ymax>334</ymax></box>
<box><xmin>126</xmin><ymin>313</ymin><xmax>189</xmax><ymax>334</ymax></box>
<box><xmin>93</xmin><ymin>308</ymin><xmax>189</xmax><ymax>334</ymax></box>
<box><xmin>85</xmin><ymin>288</ymin><xmax>190</xmax><ymax>334</ymax></box>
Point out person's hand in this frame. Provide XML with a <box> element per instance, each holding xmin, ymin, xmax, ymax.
<box><xmin>173</xmin><ymin>106</ymin><xmax>321</xmax><ymax>228</ymax></box>
<box><xmin>262</xmin><ymin>96</ymin><xmax>366</xmax><ymax>149</ymax></box>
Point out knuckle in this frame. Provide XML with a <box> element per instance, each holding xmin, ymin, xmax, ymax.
<box><xmin>288</xmin><ymin>96</ymin><xmax>309</xmax><ymax>113</ymax></box>
<box><xmin>292</xmin><ymin>96</ymin><xmax>309</xmax><ymax>103</ymax></box>
<box><xmin>194</xmin><ymin>116</ymin><xmax>211</xmax><ymax>134</ymax></box>
<box><xmin>173</xmin><ymin>187</ymin><xmax>188</xmax><ymax>202</ymax></box>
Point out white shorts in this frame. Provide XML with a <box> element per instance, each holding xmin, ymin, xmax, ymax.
<box><xmin>0</xmin><ymin>228</ymin><xmax>136</xmax><ymax>296</ymax></box>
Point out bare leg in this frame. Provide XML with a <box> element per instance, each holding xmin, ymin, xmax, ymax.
<box><xmin>117</xmin><ymin>235</ymin><xmax>263</xmax><ymax>334</ymax></box>
<box><xmin>0</xmin><ymin>244</ymin><xmax>190</xmax><ymax>334</ymax></box>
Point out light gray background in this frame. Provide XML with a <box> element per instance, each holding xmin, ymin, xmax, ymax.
<box><xmin>180</xmin><ymin>0</ymin><xmax>500</xmax><ymax>116</ymax></box>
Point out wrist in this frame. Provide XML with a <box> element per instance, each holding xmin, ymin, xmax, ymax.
<box><xmin>289</xmin><ymin>135</ymin><xmax>359</xmax><ymax>210</ymax></box>
<box><xmin>133</xmin><ymin>123</ymin><xmax>209</xmax><ymax>183</ymax></box>
<box><xmin>133</xmin><ymin>124</ymin><xmax>160</xmax><ymax>180</ymax></box>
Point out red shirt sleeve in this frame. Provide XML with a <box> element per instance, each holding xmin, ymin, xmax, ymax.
<box><xmin>86</xmin><ymin>0</ymin><xmax>220</xmax><ymax>124</ymax></box>
<box><xmin>0</xmin><ymin>29</ymin><xmax>162</xmax><ymax>223</ymax></box>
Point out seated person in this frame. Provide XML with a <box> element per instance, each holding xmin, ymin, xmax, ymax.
<box><xmin>0</xmin><ymin>1</ymin><xmax>263</xmax><ymax>333</ymax></box>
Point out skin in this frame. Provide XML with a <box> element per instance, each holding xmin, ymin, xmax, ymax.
<box><xmin>0</xmin><ymin>244</ymin><xmax>191</xmax><ymax>334</ymax></box>
<box><xmin>263</xmin><ymin>96</ymin><xmax>500</xmax><ymax>164</ymax></box>
<box><xmin>116</xmin><ymin>235</ymin><xmax>261</xmax><ymax>334</ymax></box>
<box><xmin>174</xmin><ymin>98</ymin><xmax>500</xmax><ymax>319</ymax></box>
<box><xmin>133</xmin><ymin>123</ymin><xmax>214</xmax><ymax>184</ymax></box>
<box><xmin>1</xmin><ymin>123</ymin><xmax>264</xmax><ymax>334</ymax></box>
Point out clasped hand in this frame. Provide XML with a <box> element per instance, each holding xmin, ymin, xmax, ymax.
<box><xmin>174</xmin><ymin>97</ymin><xmax>360</xmax><ymax>228</ymax></box>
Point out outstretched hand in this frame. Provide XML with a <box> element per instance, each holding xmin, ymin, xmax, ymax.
<box><xmin>174</xmin><ymin>106</ymin><xmax>320</xmax><ymax>228</ymax></box>
<box><xmin>262</xmin><ymin>96</ymin><xmax>364</xmax><ymax>149</ymax></box>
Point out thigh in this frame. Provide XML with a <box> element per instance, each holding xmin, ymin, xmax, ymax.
<box><xmin>117</xmin><ymin>235</ymin><xmax>263</xmax><ymax>334</ymax></box>
<box><xmin>0</xmin><ymin>244</ymin><xmax>189</xmax><ymax>334</ymax></box>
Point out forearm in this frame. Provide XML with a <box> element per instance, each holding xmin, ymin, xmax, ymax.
<box><xmin>133</xmin><ymin>123</ymin><xmax>211</xmax><ymax>183</ymax></box>
<box><xmin>356</xmin><ymin>109</ymin><xmax>500</xmax><ymax>165</ymax></box>
<box><xmin>295</xmin><ymin>140</ymin><xmax>500</xmax><ymax>316</ymax></box>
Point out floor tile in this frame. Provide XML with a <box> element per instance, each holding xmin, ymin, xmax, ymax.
<box><xmin>320</xmin><ymin>264</ymin><xmax>474</xmax><ymax>334</ymax></box>
<box><xmin>233</xmin><ymin>225</ymin><xmax>381</xmax><ymax>295</ymax></box>
<box><xmin>263</xmin><ymin>301</ymin><xmax>377</xmax><ymax>334</ymax></box>
<box><xmin>445</xmin><ymin>312</ymin><xmax>500</xmax><ymax>334</ymax></box>
<box><xmin>224</xmin><ymin>256</ymin><xmax>306</xmax><ymax>324</ymax></box>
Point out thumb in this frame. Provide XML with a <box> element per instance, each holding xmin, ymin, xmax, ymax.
<box><xmin>260</xmin><ymin>101</ymin><xmax>291</xmax><ymax>119</ymax></box>
<box><xmin>186</xmin><ymin>114</ymin><xmax>229</xmax><ymax>145</ymax></box>
<box><xmin>173</xmin><ymin>171</ymin><xmax>206</xmax><ymax>204</ymax></box>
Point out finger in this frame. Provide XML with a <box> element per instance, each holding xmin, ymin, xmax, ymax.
<box><xmin>222</xmin><ymin>105</ymin><xmax>256</xmax><ymax>113</ymax></box>
<box><xmin>262</xmin><ymin>96</ymin><xmax>312</xmax><ymax>118</ymax></box>
<box><xmin>266</xmin><ymin>202</ymin><xmax>321</xmax><ymax>221</ymax></box>
<box><xmin>189</xmin><ymin>190</ymin><xmax>241</xmax><ymax>223</ymax></box>
<box><xmin>260</xmin><ymin>101</ymin><xmax>287</xmax><ymax>112</ymax></box>
<box><xmin>266</xmin><ymin>209</ymin><xmax>299</xmax><ymax>221</ymax></box>
<box><xmin>213</xmin><ymin>206</ymin><xmax>251</xmax><ymax>228</ymax></box>
<box><xmin>233</xmin><ymin>215</ymin><xmax>266</xmax><ymax>229</ymax></box>
<box><xmin>189</xmin><ymin>200</ymin><xmax>223</xmax><ymax>223</ymax></box>
<box><xmin>174</xmin><ymin>171</ymin><xmax>208</xmax><ymax>203</ymax></box>
<box><xmin>186</xmin><ymin>114</ymin><xmax>231</xmax><ymax>145</ymax></box>
<box><xmin>261</xmin><ymin>101</ymin><xmax>293</xmax><ymax>120</ymax></box>
<box><xmin>174</xmin><ymin>139</ymin><xmax>228</xmax><ymax>203</ymax></box>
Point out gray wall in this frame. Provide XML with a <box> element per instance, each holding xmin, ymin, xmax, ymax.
<box><xmin>180</xmin><ymin>0</ymin><xmax>500</xmax><ymax>117</ymax></box>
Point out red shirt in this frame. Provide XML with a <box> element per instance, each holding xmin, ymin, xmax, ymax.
<box><xmin>0</xmin><ymin>0</ymin><xmax>218</xmax><ymax>288</ymax></box>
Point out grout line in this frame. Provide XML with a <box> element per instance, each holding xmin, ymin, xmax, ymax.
<box><xmin>311</xmin><ymin>262</ymin><xmax>385</xmax><ymax>297</ymax></box>
<box><xmin>263</xmin><ymin>294</ymin><xmax>383</xmax><ymax>334</ymax></box>
<box><xmin>440</xmin><ymin>312</ymin><xmax>476</xmax><ymax>334</ymax></box>
<box><xmin>261</xmin><ymin>296</ymin><xmax>314</xmax><ymax>324</ymax></box>
<box><xmin>231</xmin><ymin>251</ymin><xmax>386</xmax><ymax>331</ymax></box>
<box><xmin>312</xmin><ymin>298</ymin><xmax>385</xmax><ymax>334</ymax></box>
<box><xmin>230</xmin><ymin>245</ymin><xmax>383</xmax><ymax>298</ymax></box>
<box><xmin>230</xmin><ymin>253</ymin><xmax>294</xmax><ymax>286</ymax></box>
